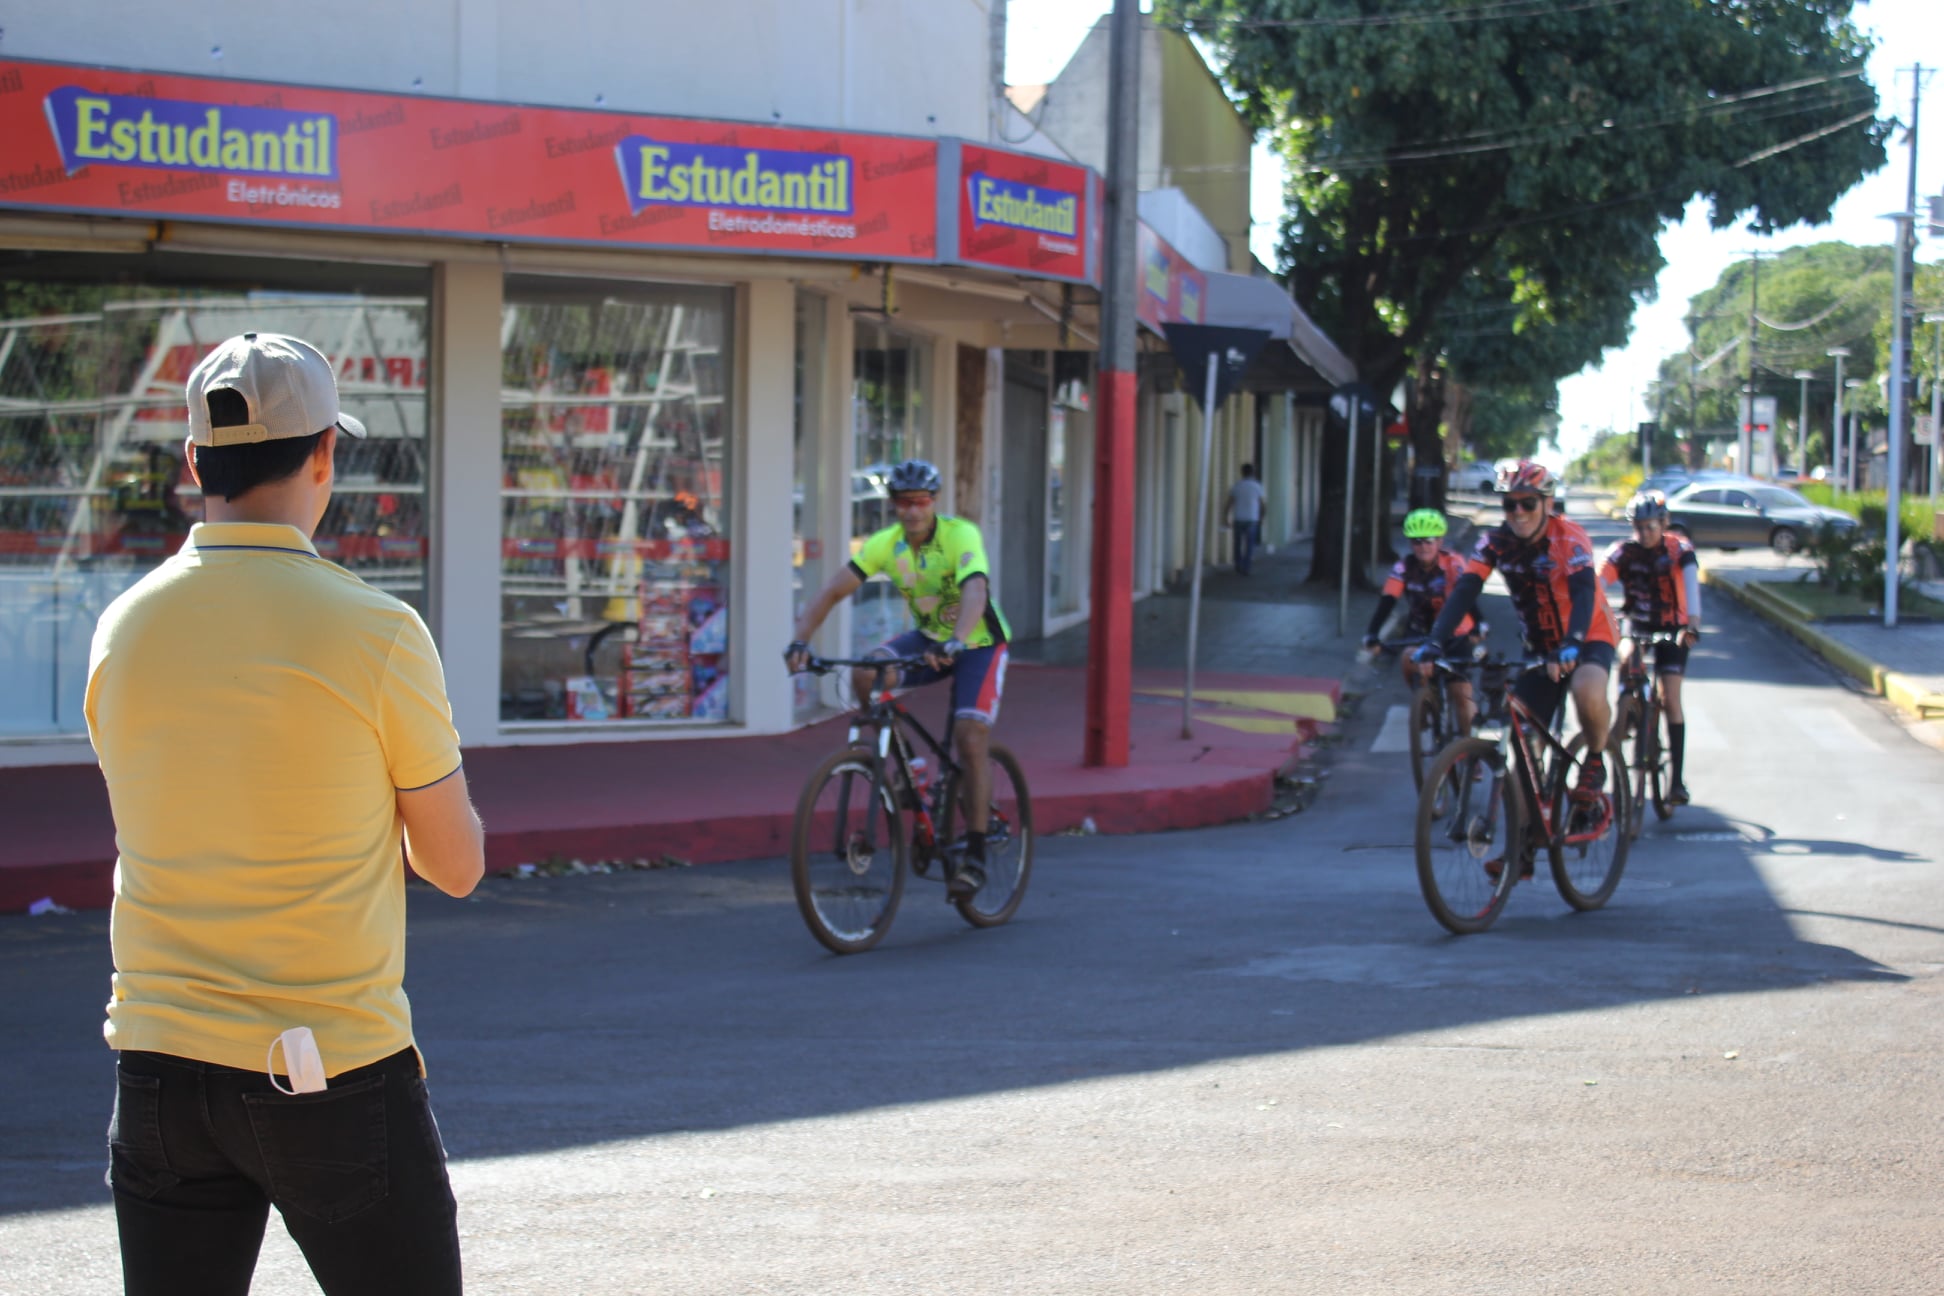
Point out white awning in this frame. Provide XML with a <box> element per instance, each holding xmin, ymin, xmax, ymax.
<box><xmin>1201</xmin><ymin>270</ymin><xmax>1355</xmax><ymax>390</ymax></box>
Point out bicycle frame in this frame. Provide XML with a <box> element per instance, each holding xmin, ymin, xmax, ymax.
<box><xmin>804</xmin><ymin>654</ymin><xmax>975</xmax><ymax>867</ymax></box>
<box><xmin>1453</xmin><ymin>655</ymin><xmax>1611</xmax><ymax>849</ymax></box>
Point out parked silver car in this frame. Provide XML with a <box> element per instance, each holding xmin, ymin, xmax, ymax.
<box><xmin>1664</xmin><ymin>480</ymin><xmax>1857</xmax><ymax>555</ymax></box>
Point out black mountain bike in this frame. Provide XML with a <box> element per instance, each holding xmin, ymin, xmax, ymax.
<box><xmin>788</xmin><ymin>655</ymin><xmax>1034</xmax><ymax>954</ymax></box>
<box><xmin>1372</xmin><ymin>635</ymin><xmax>1479</xmax><ymax>796</ymax></box>
<box><xmin>1600</xmin><ymin>626</ymin><xmax>1688</xmax><ymax>838</ymax></box>
<box><xmin>1414</xmin><ymin>652</ymin><xmax>1632</xmax><ymax>935</ymax></box>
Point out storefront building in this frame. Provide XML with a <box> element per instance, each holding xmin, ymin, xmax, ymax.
<box><xmin>0</xmin><ymin>39</ymin><xmax>1102</xmax><ymax>766</ymax></box>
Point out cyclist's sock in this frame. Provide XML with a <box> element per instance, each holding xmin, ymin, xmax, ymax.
<box><xmin>1669</xmin><ymin>723</ymin><xmax>1686</xmax><ymax>787</ymax></box>
<box><xmin>966</xmin><ymin>831</ymin><xmax>988</xmax><ymax>863</ymax></box>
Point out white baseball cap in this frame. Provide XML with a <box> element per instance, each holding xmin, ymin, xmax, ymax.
<box><xmin>186</xmin><ymin>332</ymin><xmax>368</xmax><ymax>447</ymax></box>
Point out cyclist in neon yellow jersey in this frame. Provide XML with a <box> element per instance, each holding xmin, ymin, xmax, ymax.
<box><xmin>786</xmin><ymin>459</ymin><xmax>1010</xmax><ymax>899</ymax></box>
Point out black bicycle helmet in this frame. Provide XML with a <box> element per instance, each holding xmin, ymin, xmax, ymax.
<box><xmin>1626</xmin><ymin>489</ymin><xmax>1669</xmax><ymax>524</ymax></box>
<box><xmin>887</xmin><ymin>458</ymin><xmax>942</xmax><ymax>494</ymax></box>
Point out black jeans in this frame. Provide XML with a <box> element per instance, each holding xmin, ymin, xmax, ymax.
<box><xmin>109</xmin><ymin>1046</ymin><xmax>461</xmax><ymax>1296</ymax></box>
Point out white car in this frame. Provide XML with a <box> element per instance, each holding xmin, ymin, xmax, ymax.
<box><xmin>1453</xmin><ymin>461</ymin><xmax>1498</xmax><ymax>493</ymax></box>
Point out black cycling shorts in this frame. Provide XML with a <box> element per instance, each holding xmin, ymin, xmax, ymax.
<box><xmin>1514</xmin><ymin>639</ymin><xmax>1617</xmax><ymax>730</ymax></box>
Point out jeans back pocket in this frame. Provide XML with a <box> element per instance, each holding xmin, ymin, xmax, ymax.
<box><xmin>108</xmin><ymin>1068</ymin><xmax>181</xmax><ymax>1200</ymax></box>
<box><xmin>242</xmin><ymin>1072</ymin><xmax>389</xmax><ymax>1223</ymax></box>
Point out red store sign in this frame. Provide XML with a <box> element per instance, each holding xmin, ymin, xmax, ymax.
<box><xmin>0</xmin><ymin>58</ymin><xmax>942</xmax><ymax>263</ymax></box>
<box><xmin>950</xmin><ymin>143</ymin><xmax>1097</xmax><ymax>285</ymax></box>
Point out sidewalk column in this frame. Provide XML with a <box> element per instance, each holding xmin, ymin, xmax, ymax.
<box><xmin>429</xmin><ymin>259</ymin><xmax>504</xmax><ymax>747</ymax></box>
<box><xmin>1085</xmin><ymin>0</ymin><xmax>1140</xmax><ymax>768</ymax></box>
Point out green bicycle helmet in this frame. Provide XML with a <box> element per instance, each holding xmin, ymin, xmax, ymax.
<box><xmin>1402</xmin><ymin>509</ymin><xmax>1448</xmax><ymax>540</ymax></box>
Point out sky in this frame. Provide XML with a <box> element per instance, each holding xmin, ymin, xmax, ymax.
<box><xmin>1004</xmin><ymin>0</ymin><xmax>1943</xmax><ymax>464</ymax></box>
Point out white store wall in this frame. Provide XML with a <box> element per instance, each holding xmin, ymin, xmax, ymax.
<box><xmin>6</xmin><ymin>0</ymin><xmax>996</xmax><ymax>139</ymax></box>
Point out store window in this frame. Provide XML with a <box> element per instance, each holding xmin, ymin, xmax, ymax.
<box><xmin>499</xmin><ymin>277</ymin><xmax>731</xmax><ymax>725</ymax></box>
<box><xmin>1048</xmin><ymin>352</ymin><xmax>1094</xmax><ymax>618</ymax></box>
<box><xmin>851</xmin><ymin>322</ymin><xmax>928</xmax><ymax>654</ymax></box>
<box><xmin>0</xmin><ymin>251</ymin><xmax>429</xmax><ymax>739</ymax></box>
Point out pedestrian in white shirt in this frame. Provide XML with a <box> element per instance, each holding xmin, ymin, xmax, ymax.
<box><xmin>1224</xmin><ymin>463</ymin><xmax>1266</xmax><ymax>576</ymax></box>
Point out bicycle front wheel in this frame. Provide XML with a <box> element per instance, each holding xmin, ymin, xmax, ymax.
<box><xmin>941</xmin><ymin>744</ymin><xmax>1034</xmax><ymax>929</ymax></box>
<box><xmin>790</xmin><ymin>747</ymin><xmax>907</xmax><ymax>954</ymax></box>
<box><xmin>1407</xmin><ymin>685</ymin><xmax>1444</xmax><ymax>797</ymax></box>
<box><xmin>1644</xmin><ymin>701</ymin><xmax>1673</xmax><ymax>821</ymax></box>
<box><xmin>1551</xmin><ymin>733</ymin><xmax>1632</xmax><ymax>912</ymax></box>
<box><xmin>1416</xmin><ymin>737</ymin><xmax>1521</xmax><ymax>935</ymax></box>
<box><xmin>1617</xmin><ymin>696</ymin><xmax>1647</xmax><ymax>841</ymax></box>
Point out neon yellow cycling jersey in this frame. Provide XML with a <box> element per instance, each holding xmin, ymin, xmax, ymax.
<box><xmin>849</xmin><ymin>516</ymin><xmax>1011</xmax><ymax>647</ymax></box>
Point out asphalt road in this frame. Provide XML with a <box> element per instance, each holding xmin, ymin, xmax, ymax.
<box><xmin>5</xmin><ymin>516</ymin><xmax>1943</xmax><ymax>1293</ymax></box>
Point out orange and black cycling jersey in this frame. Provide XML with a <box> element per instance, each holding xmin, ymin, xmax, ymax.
<box><xmin>1380</xmin><ymin>549</ymin><xmax>1475</xmax><ymax>638</ymax></box>
<box><xmin>1466</xmin><ymin>515</ymin><xmax>1617</xmax><ymax>651</ymax></box>
<box><xmin>1599</xmin><ymin>533</ymin><xmax>1695</xmax><ymax>631</ymax></box>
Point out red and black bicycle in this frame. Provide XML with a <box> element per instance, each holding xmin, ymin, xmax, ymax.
<box><xmin>1414</xmin><ymin>652</ymin><xmax>1632</xmax><ymax>935</ymax></box>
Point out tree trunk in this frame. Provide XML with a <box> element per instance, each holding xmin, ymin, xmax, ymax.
<box><xmin>1406</xmin><ymin>353</ymin><xmax>1447</xmax><ymax>512</ymax></box>
<box><xmin>1306</xmin><ymin>406</ymin><xmax>1386</xmax><ymax>591</ymax></box>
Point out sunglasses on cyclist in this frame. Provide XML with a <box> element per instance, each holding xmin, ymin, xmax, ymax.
<box><xmin>1409</xmin><ymin>536</ymin><xmax>1441</xmax><ymax>547</ymax></box>
<box><xmin>891</xmin><ymin>492</ymin><xmax>936</xmax><ymax>506</ymax></box>
<box><xmin>1501</xmin><ymin>494</ymin><xmax>1543</xmax><ymax>514</ymax></box>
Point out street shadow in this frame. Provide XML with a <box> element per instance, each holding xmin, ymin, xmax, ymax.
<box><xmin>1</xmin><ymin>792</ymin><xmax>1911</xmax><ymax>1217</ymax></box>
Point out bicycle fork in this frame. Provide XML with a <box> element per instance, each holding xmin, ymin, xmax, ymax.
<box><xmin>828</xmin><ymin>722</ymin><xmax>896</xmax><ymax>865</ymax></box>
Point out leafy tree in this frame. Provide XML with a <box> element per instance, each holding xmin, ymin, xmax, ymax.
<box><xmin>1653</xmin><ymin>241</ymin><xmax>1891</xmax><ymax>473</ymax></box>
<box><xmin>1160</xmin><ymin>0</ymin><xmax>1887</xmax><ymax>582</ymax></box>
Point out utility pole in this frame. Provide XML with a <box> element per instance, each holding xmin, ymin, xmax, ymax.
<box><xmin>1685</xmin><ymin>312</ymin><xmax>1701</xmax><ymax>465</ymax></box>
<box><xmin>1084</xmin><ymin>0</ymin><xmax>1139</xmax><ymax>767</ymax></box>
<box><xmin>1884</xmin><ymin>65</ymin><xmax>1926</xmax><ymax>629</ymax></box>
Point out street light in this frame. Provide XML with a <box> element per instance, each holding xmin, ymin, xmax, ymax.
<box><xmin>1829</xmin><ymin>347</ymin><xmax>1851</xmax><ymax>486</ymax></box>
<box><xmin>1846</xmin><ymin>378</ymin><xmax>1866</xmax><ymax>492</ymax></box>
<box><xmin>1927</xmin><ymin>312</ymin><xmax>1943</xmax><ymax>512</ymax></box>
<box><xmin>1793</xmin><ymin>369</ymin><xmax>1814</xmax><ymax>477</ymax></box>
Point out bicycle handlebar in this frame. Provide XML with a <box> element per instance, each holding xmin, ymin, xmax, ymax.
<box><xmin>794</xmin><ymin>654</ymin><xmax>933</xmax><ymax>676</ymax></box>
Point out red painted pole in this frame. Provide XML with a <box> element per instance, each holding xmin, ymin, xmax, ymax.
<box><xmin>1084</xmin><ymin>0</ymin><xmax>1140</xmax><ymax>768</ymax></box>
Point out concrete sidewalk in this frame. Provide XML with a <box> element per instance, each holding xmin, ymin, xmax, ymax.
<box><xmin>1</xmin><ymin>540</ymin><xmax>1376</xmax><ymax>912</ymax></box>
<box><xmin>1702</xmin><ymin>560</ymin><xmax>1944</xmax><ymax>721</ymax></box>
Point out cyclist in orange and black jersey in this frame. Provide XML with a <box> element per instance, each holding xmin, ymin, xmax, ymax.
<box><xmin>1362</xmin><ymin>509</ymin><xmax>1477</xmax><ymax>729</ymax></box>
<box><xmin>1419</xmin><ymin>460</ymin><xmax>1618</xmax><ymax>801</ymax></box>
<box><xmin>1599</xmin><ymin>489</ymin><xmax>1702</xmax><ymax>804</ymax></box>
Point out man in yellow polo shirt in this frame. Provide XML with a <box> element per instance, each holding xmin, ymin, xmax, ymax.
<box><xmin>85</xmin><ymin>332</ymin><xmax>484</xmax><ymax>1296</ymax></box>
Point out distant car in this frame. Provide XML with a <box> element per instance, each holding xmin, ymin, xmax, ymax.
<box><xmin>1664</xmin><ymin>480</ymin><xmax>1857</xmax><ymax>555</ymax></box>
<box><xmin>1452</xmin><ymin>460</ymin><xmax>1498</xmax><ymax>493</ymax></box>
<box><xmin>1638</xmin><ymin>468</ymin><xmax>1695</xmax><ymax>499</ymax></box>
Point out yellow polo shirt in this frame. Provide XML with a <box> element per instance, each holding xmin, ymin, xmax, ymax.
<box><xmin>85</xmin><ymin>522</ymin><xmax>461</xmax><ymax>1077</ymax></box>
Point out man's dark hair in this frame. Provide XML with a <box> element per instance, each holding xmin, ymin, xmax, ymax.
<box><xmin>193</xmin><ymin>388</ymin><xmax>327</xmax><ymax>502</ymax></box>
<box><xmin>1240</xmin><ymin>463</ymin><xmax>1256</xmax><ymax>478</ymax></box>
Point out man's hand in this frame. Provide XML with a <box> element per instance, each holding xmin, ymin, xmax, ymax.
<box><xmin>1410</xmin><ymin>643</ymin><xmax>1440</xmax><ymax>666</ymax></box>
<box><xmin>1548</xmin><ymin>641</ymin><xmax>1582</xmax><ymax>682</ymax></box>
<box><xmin>1361</xmin><ymin>635</ymin><xmax>1382</xmax><ymax>652</ymax></box>
<box><xmin>924</xmin><ymin>638</ymin><xmax>965</xmax><ymax>671</ymax></box>
<box><xmin>784</xmin><ymin>640</ymin><xmax>811</xmax><ymax>673</ymax></box>
<box><xmin>1681</xmin><ymin>624</ymin><xmax>1702</xmax><ymax>648</ymax></box>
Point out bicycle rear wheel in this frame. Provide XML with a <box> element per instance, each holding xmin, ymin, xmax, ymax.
<box><xmin>1551</xmin><ymin>733</ymin><xmax>1632</xmax><ymax>911</ymax></box>
<box><xmin>790</xmin><ymin>747</ymin><xmax>907</xmax><ymax>954</ymax></box>
<box><xmin>1415</xmin><ymin>737</ymin><xmax>1521</xmax><ymax>935</ymax></box>
<box><xmin>940</xmin><ymin>743</ymin><xmax>1034</xmax><ymax>929</ymax></box>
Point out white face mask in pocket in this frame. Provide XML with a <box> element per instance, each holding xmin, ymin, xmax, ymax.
<box><xmin>266</xmin><ymin>1026</ymin><xmax>328</xmax><ymax>1094</ymax></box>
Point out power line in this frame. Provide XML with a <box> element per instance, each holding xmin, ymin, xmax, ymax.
<box><xmin>1168</xmin><ymin>0</ymin><xmax>1637</xmax><ymax>33</ymax></box>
